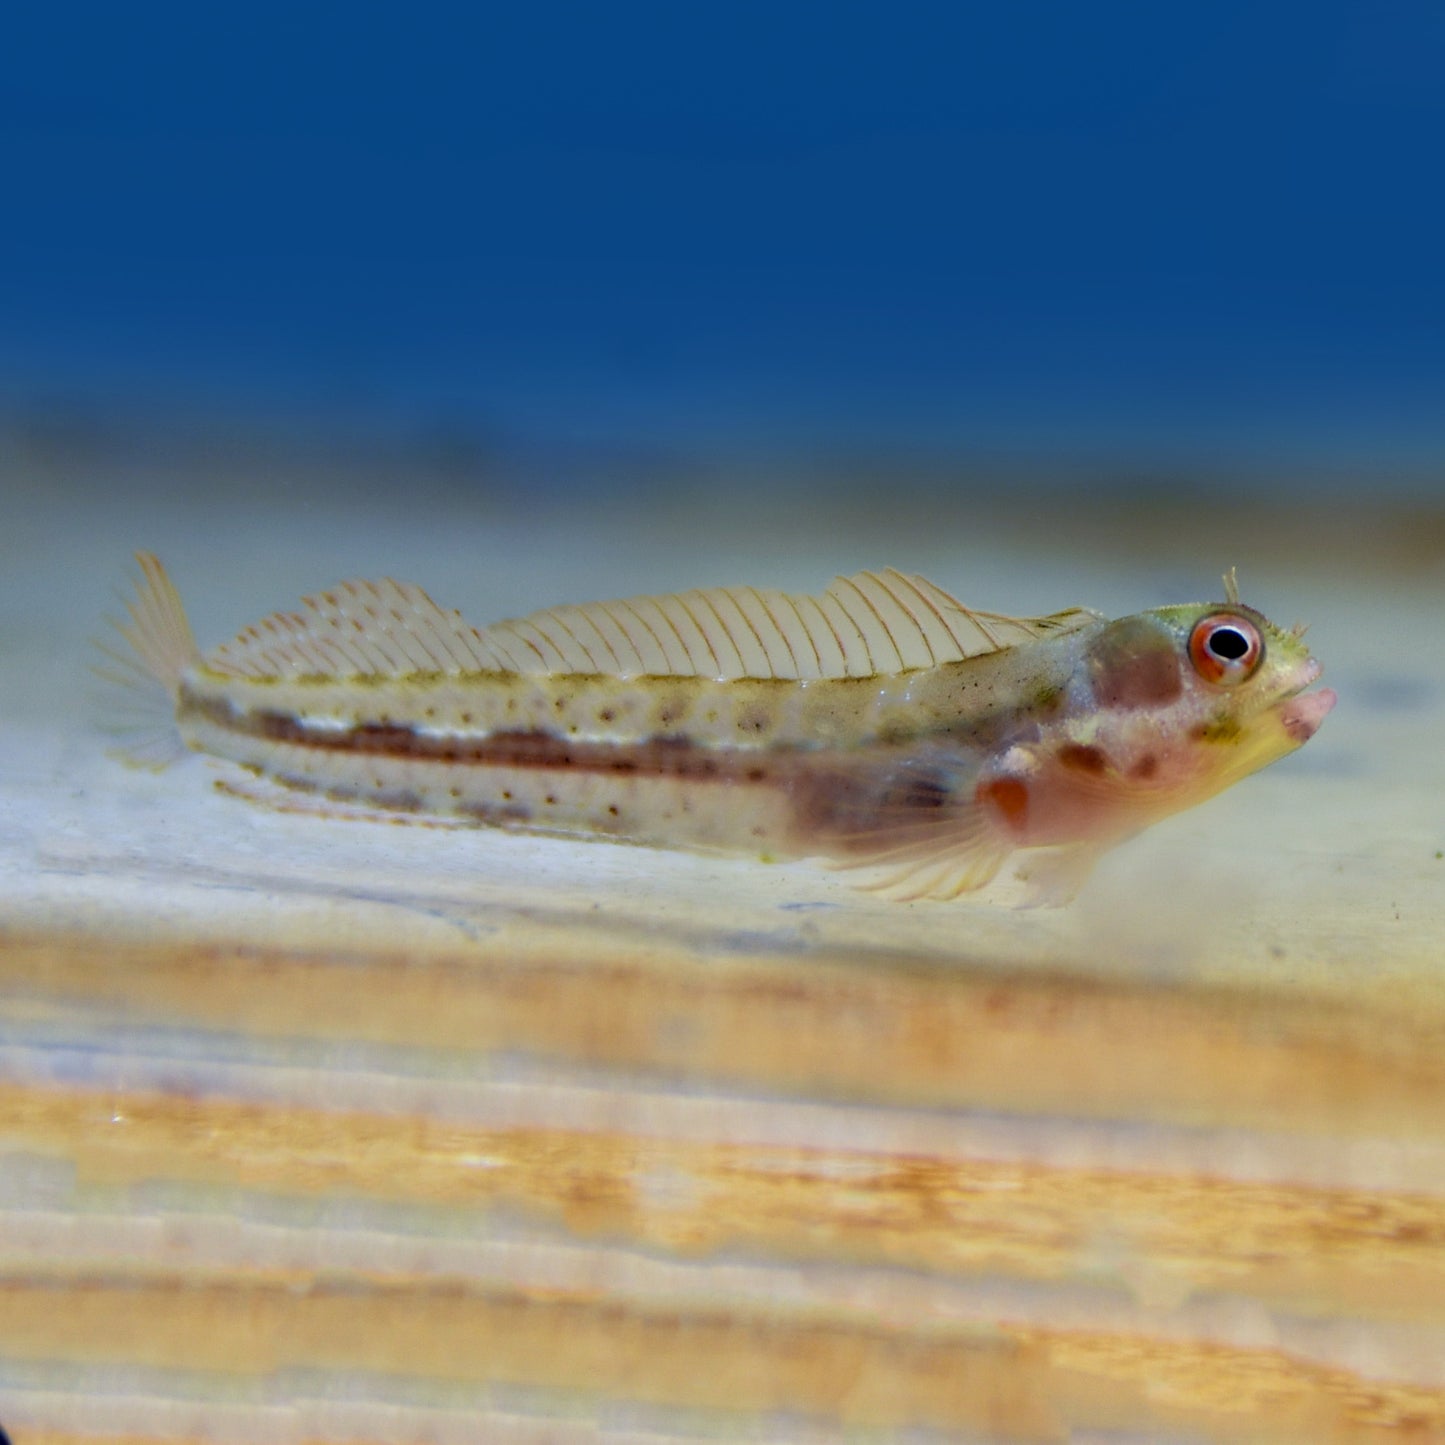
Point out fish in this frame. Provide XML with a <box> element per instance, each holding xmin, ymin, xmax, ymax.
<box><xmin>101</xmin><ymin>555</ymin><xmax>1336</xmax><ymax>905</ymax></box>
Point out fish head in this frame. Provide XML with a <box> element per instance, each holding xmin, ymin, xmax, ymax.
<box><xmin>1083</xmin><ymin>598</ymin><xmax>1336</xmax><ymax>795</ymax></box>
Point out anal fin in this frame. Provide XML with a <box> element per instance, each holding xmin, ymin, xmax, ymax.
<box><xmin>213</xmin><ymin>775</ymin><xmax>473</xmax><ymax>830</ymax></box>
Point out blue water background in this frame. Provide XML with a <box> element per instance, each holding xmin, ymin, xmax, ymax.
<box><xmin>1</xmin><ymin>3</ymin><xmax>1442</xmax><ymax>493</ymax></box>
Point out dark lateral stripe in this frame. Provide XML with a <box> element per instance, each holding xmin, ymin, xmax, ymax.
<box><xmin>186</xmin><ymin>694</ymin><xmax>776</xmax><ymax>784</ymax></box>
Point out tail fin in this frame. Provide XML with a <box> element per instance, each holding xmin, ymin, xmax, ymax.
<box><xmin>94</xmin><ymin>553</ymin><xmax>201</xmax><ymax>768</ymax></box>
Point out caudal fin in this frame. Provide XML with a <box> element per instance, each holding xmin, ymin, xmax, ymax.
<box><xmin>94</xmin><ymin>553</ymin><xmax>201</xmax><ymax>767</ymax></box>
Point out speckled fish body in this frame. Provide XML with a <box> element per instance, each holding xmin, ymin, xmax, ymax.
<box><xmin>105</xmin><ymin>557</ymin><xmax>1334</xmax><ymax>903</ymax></box>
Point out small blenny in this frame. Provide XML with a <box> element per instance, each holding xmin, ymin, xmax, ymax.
<box><xmin>103</xmin><ymin>556</ymin><xmax>1334</xmax><ymax>904</ymax></box>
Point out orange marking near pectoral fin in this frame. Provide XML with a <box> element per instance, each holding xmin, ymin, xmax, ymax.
<box><xmin>976</xmin><ymin>776</ymin><xmax>1030</xmax><ymax>837</ymax></box>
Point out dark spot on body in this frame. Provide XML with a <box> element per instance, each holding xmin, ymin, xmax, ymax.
<box><xmin>1192</xmin><ymin>715</ymin><xmax>1242</xmax><ymax>743</ymax></box>
<box><xmin>276</xmin><ymin>771</ymin><xmax>321</xmax><ymax>794</ymax></box>
<box><xmin>787</xmin><ymin>770</ymin><xmax>879</xmax><ymax>841</ymax></box>
<box><xmin>893</xmin><ymin>774</ymin><xmax>952</xmax><ymax>809</ymax></box>
<box><xmin>1058</xmin><ymin>742</ymin><xmax>1108</xmax><ymax>775</ymax></box>
<box><xmin>1129</xmin><ymin>752</ymin><xmax>1159</xmax><ymax>780</ymax></box>
<box><xmin>1029</xmin><ymin>682</ymin><xmax>1066</xmax><ymax>715</ymax></box>
<box><xmin>459</xmin><ymin>799</ymin><xmax>533</xmax><ymax>826</ymax></box>
<box><xmin>371</xmin><ymin>788</ymin><xmax>424</xmax><ymax>812</ymax></box>
<box><xmin>1088</xmin><ymin>617</ymin><xmax>1183</xmax><ymax>709</ymax></box>
<box><xmin>352</xmin><ymin>721</ymin><xmax>422</xmax><ymax>750</ymax></box>
<box><xmin>792</xmin><ymin>761</ymin><xmax>965</xmax><ymax>854</ymax></box>
<box><xmin>599</xmin><ymin>708</ymin><xmax>615</xmax><ymax>723</ymax></box>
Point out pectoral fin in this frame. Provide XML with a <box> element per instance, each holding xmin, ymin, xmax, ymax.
<box><xmin>830</xmin><ymin>810</ymin><xmax>1012</xmax><ymax>903</ymax></box>
<box><xmin>1014</xmin><ymin>844</ymin><xmax>1105</xmax><ymax>908</ymax></box>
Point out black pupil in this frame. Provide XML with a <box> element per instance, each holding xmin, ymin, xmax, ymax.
<box><xmin>1208</xmin><ymin>626</ymin><xmax>1250</xmax><ymax>661</ymax></box>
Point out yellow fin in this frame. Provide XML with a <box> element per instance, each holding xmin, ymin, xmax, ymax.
<box><xmin>487</xmin><ymin>569</ymin><xmax>1099</xmax><ymax>681</ymax></box>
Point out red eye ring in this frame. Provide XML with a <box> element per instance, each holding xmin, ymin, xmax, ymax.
<box><xmin>1189</xmin><ymin>613</ymin><xmax>1263</xmax><ymax>685</ymax></box>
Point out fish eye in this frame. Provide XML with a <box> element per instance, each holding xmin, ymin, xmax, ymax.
<box><xmin>1188</xmin><ymin>613</ymin><xmax>1263</xmax><ymax>685</ymax></box>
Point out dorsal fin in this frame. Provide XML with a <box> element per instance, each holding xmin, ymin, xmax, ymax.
<box><xmin>486</xmin><ymin>569</ymin><xmax>1099</xmax><ymax>680</ymax></box>
<box><xmin>204</xmin><ymin>568</ymin><xmax>1099</xmax><ymax>682</ymax></box>
<box><xmin>206</xmin><ymin>578</ymin><xmax>511</xmax><ymax>679</ymax></box>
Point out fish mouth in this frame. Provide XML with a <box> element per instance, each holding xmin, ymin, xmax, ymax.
<box><xmin>1277</xmin><ymin>685</ymin><xmax>1337</xmax><ymax>744</ymax></box>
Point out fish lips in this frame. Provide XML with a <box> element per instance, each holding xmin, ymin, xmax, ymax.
<box><xmin>1277</xmin><ymin>685</ymin><xmax>1337</xmax><ymax>744</ymax></box>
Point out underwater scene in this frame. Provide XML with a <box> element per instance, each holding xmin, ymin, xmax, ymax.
<box><xmin>2</xmin><ymin>7</ymin><xmax>1444</xmax><ymax>1440</ymax></box>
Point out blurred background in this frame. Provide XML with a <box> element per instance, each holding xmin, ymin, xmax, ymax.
<box><xmin>2</xmin><ymin>2</ymin><xmax>1443</xmax><ymax>591</ymax></box>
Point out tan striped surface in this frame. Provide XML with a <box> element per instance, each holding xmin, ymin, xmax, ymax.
<box><xmin>3</xmin><ymin>1069</ymin><xmax>1444</xmax><ymax>1319</ymax></box>
<box><xmin>4</xmin><ymin>909</ymin><xmax>1445</xmax><ymax>1441</ymax></box>
<box><xmin>3</xmin><ymin>481</ymin><xmax>1444</xmax><ymax>1440</ymax></box>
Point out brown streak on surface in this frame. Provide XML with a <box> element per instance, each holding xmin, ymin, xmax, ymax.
<box><xmin>0</xmin><ymin>1276</ymin><xmax>1056</xmax><ymax>1436</ymax></box>
<box><xmin>0</xmin><ymin>1275</ymin><xmax>1441</xmax><ymax>1441</ymax></box>
<box><xmin>4</xmin><ymin>926</ymin><xmax>1445</xmax><ymax>1140</ymax></box>
<box><xmin>4</xmin><ymin>1081</ymin><xmax>1445</xmax><ymax>1320</ymax></box>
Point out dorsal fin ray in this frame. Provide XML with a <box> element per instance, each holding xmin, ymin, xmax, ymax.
<box><xmin>205</xmin><ymin>578</ymin><xmax>511</xmax><ymax>679</ymax></box>
<box><xmin>203</xmin><ymin>568</ymin><xmax>1100</xmax><ymax>682</ymax></box>
<box><xmin>486</xmin><ymin>568</ymin><xmax>1100</xmax><ymax>680</ymax></box>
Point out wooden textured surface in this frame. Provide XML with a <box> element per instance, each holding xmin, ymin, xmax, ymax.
<box><xmin>2</xmin><ymin>470</ymin><xmax>1443</xmax><ymax>1441</ymax></box>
